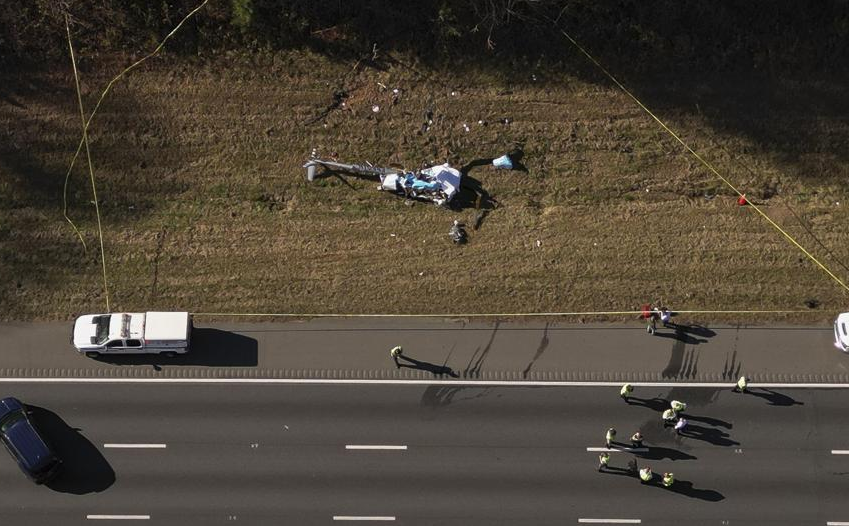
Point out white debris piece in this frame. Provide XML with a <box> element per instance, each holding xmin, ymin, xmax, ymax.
<box><xmin>372</xmin><ymin>105</ymin><xmax>380</xmax><ymax>113</ymax></box>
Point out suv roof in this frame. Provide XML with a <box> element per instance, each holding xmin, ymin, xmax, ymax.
<box><xmin>0</xmin><ymin>397</ymin><xmax>61</xmax><ymax>483</ymax></box>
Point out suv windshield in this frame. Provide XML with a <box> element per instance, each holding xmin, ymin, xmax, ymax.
<box><xmin>94</xmin><ymin>315</ymin><xmax>111</xmax><ymax>345</ymax></box>
<box><xmin>0</xmin><ymin>410</ymin><xmax>24</xmax><ymax>434</ymax></box>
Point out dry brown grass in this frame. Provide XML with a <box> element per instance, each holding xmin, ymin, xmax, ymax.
<box><xmin>1</xmin><ymin>50</ymin><xmax>848</xmax><ymax>322</ymax></box>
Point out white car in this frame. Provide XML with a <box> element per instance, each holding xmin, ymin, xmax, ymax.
<box><xmin>72</xmin><ymin>312</ymin><xmax>192</xmax><ymax>358</ymax></box>
<box><xmin>835</xmin><ymin>312</ymin><xmax>849</xmax><ymax>352</ymax></box>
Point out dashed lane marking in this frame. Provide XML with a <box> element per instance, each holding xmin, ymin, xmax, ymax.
<box><xmin>86</xmin><ymin>516</ymin><xmax>150</xmax><ymax>520</ymax></box>
<box><xmin>333</xmin><ymin>517</ymin><xmax>395</xmax><ymax>521</ymax></box>
<box><xmin>586</xmin><ymin>447</ymin><xmax>648</xmax><ymax>453</ymax></box>
<box><xmin>103</xmin><ymin>444</ymin><xmax>166</xmax><ymax>449</ymax></box>
<box><xmin>346</xmin><ymin>445</ymin><xmax>407</xmax><ymax>450</ymax></box>
<box><xmin>831</xmin><ymin>451</ymin><xmax>849</xmax><ymax>455</ymax></box>
<box><xmin>578</xmin><ymin>520</ymin><xmax>641</xmax><ymax>524</ymax></box>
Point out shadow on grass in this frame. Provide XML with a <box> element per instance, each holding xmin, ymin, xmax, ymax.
<box><xmin>28</xmin><ymin>406</ymin><xmax>115</xmax><ymax>494</ymax></box>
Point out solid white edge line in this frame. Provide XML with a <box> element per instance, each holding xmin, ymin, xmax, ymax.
<box><xmin>578</xmin><ymin>520</ymin><xmax>641</xmax><ymax>524</ymax></box>
<box><xmin>332</xmin><ymin>517</ymin><xmax>395</xmax><ymax>521</ymax></box>
<box><xmin>86</xmin><ymin>515</ymin><xmax>150</xmax><ymax>520</ymax></box>
<box><xmin>586</xmin><ymin>447</ymin><xmax>648</xmax><ymax>453</ymax></box>
<box><xmin>346</xmin><ymin>445</ymin><xmax>407</xmax><ymax>450</ymax></box>
<box><xmin>103</xmin><ymin>444</ymin><xmax>167</xmax><ymax>449</ymax></box>
<box><xmin>831</xmin><ymin>450</ymin><xmax>849</xmax><ymax>455</ymax></box>
<box><xmin>1</xmin><ymin>378</ymin><xmax>848</xmax><ymax>388</ymax></box>
<box><xmin>826</xmin><ymin>522</ymin><xmax>849</xmax><ymax>525</ymax></box>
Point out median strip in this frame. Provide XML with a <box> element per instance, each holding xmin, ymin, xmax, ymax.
<box><xmin>103</xmin><ymin>444</ymin><xmax>167</xmax><ymax>449</ymax></box>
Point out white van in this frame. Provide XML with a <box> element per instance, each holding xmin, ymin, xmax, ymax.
<box><xmin>835</xmin><ymin>312</ymin><xmax>849</xmax><ymax>352</ymax></box>
<box><xmin>72</xmin><ymin>312</ymin><xmax>192</xmax><ymax>358</ymax></box>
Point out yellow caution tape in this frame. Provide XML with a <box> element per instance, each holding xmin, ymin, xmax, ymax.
<box><xmin>553</xmin><ymin>23</ymin><xmax>849</xmax><ymax>295</ymax></box>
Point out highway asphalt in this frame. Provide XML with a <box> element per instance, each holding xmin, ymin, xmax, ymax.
<box><xmin>2</xmin><ymin>383</ymin><xmax>849</xmax><ymax>525</ymax></box>
<box><xmin>0</xmin><ymin>318</ymin><xmax>845</xmax><ymax>382</ymax></box>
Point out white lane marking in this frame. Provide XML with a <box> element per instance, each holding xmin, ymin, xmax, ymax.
<box><xmin>346</xmin><ymin>445</ymin><xmax>407</xmax><ymax>450</ymax></box>
<box><xmin>827</xmin><ymin>522</ymin><xmax>849</xmax><ymax>525</ymax></box>
<box><xmin>587</xmin><ymin>447</ymin><xmax>648</xmax><ymax>453</ymax></box>
<box><xmin>103</xmin><ymin>444</ymin><xmax>166</xmax><ymax>449</ymax></box>
<box><xmin>0</xmin><ymin>378</ymin><xmax>845</xmax><ymax>388</ymax></box>
<box><xmin>831</xmin><ymin>451</ymin><xmax>849</xmax><ymax>455</ymax></box>
<box><xmin>578</xmin><ymin>520</ymin><xmax>641</xmax><ymax>524</ymax></box>
<box><xmin>333</xmin><ymin>517</ymin><xmax>395</xmax><ymax>521</ymax></box>
<box><xmin>86</xmin><ymin>515</ymin><xmax>150</xmax><ymax>520</ymax></box>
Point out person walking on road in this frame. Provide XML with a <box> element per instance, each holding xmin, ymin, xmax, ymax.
<box><xmin>606</xmin><ymin>427</ymin><xmax>617</xmax><ymax>448</ymax></box>
<box><xmin>620</xmin><ymin>383</ymin><xmax>634</xmax><ymax>402</ymax></box>
<box><xmin>639</xmin><ymin>466</ymin><xmax>653</xmax><ymax>483</ymax></box>
<box><xmin>662</xmin><ymin>408</ymin><xmax>677</xmax><ymax>426</ymax></box>
<box><xmin>735</xmin><ymin>375</ymin><xmax>748</xmax><ymax>393</ymax></box>
<box><xmin>390</xmin><ymin>346</ymin><xmax>403</xmax><ymax>369</ymax></box>
<box><xmin>662</xmin><ymin>472</ymin><xmax>675</xmax><ymax>487</ymax></box>
<box><xmin>670</xmin><ymin>400</ymin><xmax>687</xmax><ymax>413</ymax></box>
<box><xmin>631</xmin><ymin>431</ymin><xmax>644</xmax><ymax>449</ymax></box>
<box><xmin>660</xmin><ymin>307</ymin><xmax>671</xmax><ymax>327</ymax></box>
<box><xmin>674</xmin><ymin>417</ymin><xmax>688</xmax><ymax>435</ymax></box>
<box><xmin>646</xmin><ymin>306</ymin><xmax>660</xmax><ymax>335</ymax></box>
<box><xmin>598</xmin><ymin>452</ymin><xmax>610</xmax><ymax>472</ymax></box>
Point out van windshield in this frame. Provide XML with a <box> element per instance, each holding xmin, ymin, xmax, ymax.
<box><xmin>94</xmin><ymin>315</ymin><xmax>111</xmax><ymax>344</ymax></box>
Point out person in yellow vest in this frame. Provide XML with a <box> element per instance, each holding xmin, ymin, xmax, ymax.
<box><xmin>598</xmin><ymin>452</ymin><xmax>610</xmax><ymax>472</ymax></box>
<box><xmin>605</xmin><ymin>427</ymin><xmax>616</xmax><ymax>448</ymax></box>
<box><xmin>662</xmin><ymin>472</ymin><xmax>674</xmax><ymax>487</ymax></box>
<box><xmin>639</xmin><ymin>466</ymin><xmax>653</xmax><ymax>483</ymax></box>
<box><xmin>630</xmin><ymin>431</ymin><xmax>643</xmax><ymax>449</ymax></box>
<box><xmin>735</xmin><ymin>375</ymin><xmax>748</xmax><ymax>393</ymax></box>
<box><xmin>620</xmin><ymin>383</ymin><xmax>634</xmax><ymax>402</ymax></box>
<box><xmin>390</xmin><ymin>346</ymin><xmax>403</xmax><ymax>368</ymax></box>
<box><xmin>670</xmin><ymin>400</ymin><xmax>687</xmax><ymax>413</ymax></box>
<box><xmin>662</xmin><ymin>408</ymin><xmax>677</xmax><ymax>426</ymax></box>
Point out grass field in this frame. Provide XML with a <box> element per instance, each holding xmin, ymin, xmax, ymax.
<box><xmin>1</xmin><ymin>47</ymin><xmax>848</xmax><ymax>323</ymax></box>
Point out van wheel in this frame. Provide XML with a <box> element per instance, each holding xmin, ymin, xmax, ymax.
<box><xmin>85</xmin><ymin>351</ymin><xmax>101</xmax><ymax>358</ymax></box>
<box><xmin>162</xmin><ymin>351</ymin><xmax>177</xmax><ymax>358</ymax></box>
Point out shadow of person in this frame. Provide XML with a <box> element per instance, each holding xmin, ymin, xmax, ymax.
<box><xmin>635</xmin><ymin>446</ymin><xmax>697</xmax><ymax>461</ymax></box>
<box><xmin>654</xmin><ymin>330</ymin><xmax>708</xmax><ymax>345</ymax></box>
<box><xmin>27</xmin><ymin>406</ymin><xmax>115</xmax><ymax>494</ymax></box>
<box><xmin>399</xmin><ymin>356</ymin><xmax>459</xmax><ymax>377</ymax></box>
<box><xmin>600</xmin><ymin>465</ymin><xmax>638</xmax><ymax>478</ymax></box>
<box><xmin>664</xmin><ymin>322</ymin><xmax>717</xmax><ymax>338</ymax></box>
<box><xmin>683</xmin><ymin>414</ymin><xmax>733</xmax><ymax>429</ymax></box>
<box><xmin>679</xmin><ymin>424</ymin><xmax>739</xmax><ymax>447</ymax></box>
<box><xmin>748</xmin><ymin>388</ymin><xmax>804</xmax><ymax>407</ymax></box>
<box><xmin>663</xmin><ymin>479</ymin><xmax>725</xmax><ymax>501</ymax></box>
<box><xmin>627</xmin><ymin>396</ymin><xmax>669</xmax><ymax>411</ymax></box>
<box><xmin>93</xmin><ymin>327</ymin><xmax>258</xmax><ymax>367</ymax></box>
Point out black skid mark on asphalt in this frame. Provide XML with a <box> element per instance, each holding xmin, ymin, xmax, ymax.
<box><xmin>420</xmin><ymin>385</ymin><xmax>491</xmax><ymax>408</ymax></box>
<box><xmin>661</xmin><ymin>338</ymin><xmax>686</xmax><ymax>378</ymax></box>
<box><xmin>522</xmin><ymin>323</ymin><xmax>550</xmax><ymax>378</ymax></box>
<box><xmin>722</xmin><ymin>350</ymin><xmax>740</xmax><ymax>380</ymax></box>
<box><xmin>681</xmin><ymin>349</ymin><xmax>700</xmax><ymax>379</ymax></box>
<box><xmin>464</xmin><ymin>321</ymin><xmax>499</xmax><ymax>377</ymax></box>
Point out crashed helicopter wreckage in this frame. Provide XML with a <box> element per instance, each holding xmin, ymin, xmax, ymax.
<box><xmin>303</xmin><ymin>157</ymin><xmax>462</xmax><ymax>207</ymax></box>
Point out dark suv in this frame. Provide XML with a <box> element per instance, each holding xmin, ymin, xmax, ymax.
<box><xmin>0</xmin><ymin>397</ymin><xmax>62</xmax><ymax>484</ymax></box>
